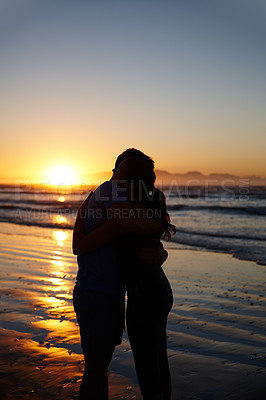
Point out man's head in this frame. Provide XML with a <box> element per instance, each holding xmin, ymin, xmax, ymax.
<box><xmin>114</xmin><ymin>157</ymin><xmax>155</xmax><ymax>189</ymax></box>
<box><xmin>114</xmin><ymin>148</ymin><xmax>154</xmax><ymax>170</ymax></box>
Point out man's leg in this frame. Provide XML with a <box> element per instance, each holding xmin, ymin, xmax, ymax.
<box><xmin>73</xmin><ymin>289</ymin><xmax>124</xmax><ymax>399</ymax></box>
<box><xmin>79</xmin><ymin>350</ymin><xmax>114</xmax><ymax>400</ymax></box>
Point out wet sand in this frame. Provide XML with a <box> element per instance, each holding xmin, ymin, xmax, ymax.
<box><xmin>165</xmin><ymin>247</ymin><xmax>266</xmax><ymax>399</ymax></box>
<box><xmin>0</xmin><ymin>222</ymin><xmax>266</xmax><ymax>399</ymax></box>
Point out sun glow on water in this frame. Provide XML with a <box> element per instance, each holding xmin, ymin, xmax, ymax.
<box><xmin>53</xmin><ymin>215</ymin><xmax>68</xmax><ymax>226</ymax></box>
<box><xmin>53</xmin><ymin>230</ymin><xmax>68</xmax><ymax>246</ymax></box>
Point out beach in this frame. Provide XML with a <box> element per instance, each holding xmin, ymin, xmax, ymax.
<box><xmin>0</xmin><ymin>221</ymin><xmax>266</xmax><ymax>399</ymax></box>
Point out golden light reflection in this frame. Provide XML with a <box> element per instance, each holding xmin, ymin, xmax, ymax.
<box><xmin>31</xmin><ymin>319</ymin><xmax>80</xmax><ymax>344</ymax></box>
<box><xmin>48</xmin><ymin>277</ymin><xmax>63</xmax><ymax>286</ymax></box>
<box><xmin>58</xmin><ymin>196</ymin><xmax>65</xmax><ymax>202</ymax></box>
<box><xmin>52</xmin><ymin>229</ymin><xmax>68</xmax><ymax>247</ymax></box>
<box><xmin>43</xmin><ymin>295</ymin><xmax>65</xmax><ymax>307</ymax></box>
<box><xmin>51</xmin><ymin>248</ymin><xmax>64</xmax><ymax>271</ymax></box>
<box><xmin>52</xmin><ymin>259</ymin><xmax>64</xmax><ymax>268</ymax></box>
<box><xmin>54</xmin><ymin>215</ymin><xmax>68</xmax><ymax>225</ymax></box>
<box><xmin>40</xmin><ymin>272</ymin><xmax>72</xmax><ymax>293</ymax></box>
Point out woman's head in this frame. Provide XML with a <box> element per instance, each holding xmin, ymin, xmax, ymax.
<box><xmin>113</xmin><ymin>157</ymin><xmax>156</xmax><ymax>200</ymax></box>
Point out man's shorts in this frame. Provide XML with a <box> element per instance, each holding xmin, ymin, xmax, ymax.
<box><xmin>73</xmin><ymin>288</ymin><xmax>125</xmax><ymax>354</ymax></box>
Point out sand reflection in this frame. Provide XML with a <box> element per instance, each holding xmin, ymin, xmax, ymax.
<box><xmin>31</xmin><ymin>319</ymin><xmax>80</xmax><ymax>344</ymax></box>
<box><xmin>0</xmin><ymin>328</ymin><xmax>82</xmax><ymax>399</ymax></box>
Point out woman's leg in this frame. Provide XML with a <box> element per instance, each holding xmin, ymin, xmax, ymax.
<box><xmin>157</xmin><ymin>323</ymin><xmax>172</xmax><ymax>399</ymax></box>
<box><xmin>126</xmin><ymin>292</ymin><xmax>172</xmax><ymax>399</ymax></box>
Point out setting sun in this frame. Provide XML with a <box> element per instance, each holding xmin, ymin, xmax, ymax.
<box><xmin>46</xmin><ymin>166</ymin><xmax>79</xmax><ymax>186</ymax></box>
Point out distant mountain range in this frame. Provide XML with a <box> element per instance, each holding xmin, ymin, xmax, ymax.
<box><xmin>154</xmin><ymin>170</ymin><xmax>266</xmax><ymax>186</ymax></box>
<box><xmin>86</xmin><ymin>170</ymin><xmax>266</xmax><ymax>186</ymax></box>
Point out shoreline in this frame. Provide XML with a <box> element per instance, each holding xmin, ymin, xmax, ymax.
<box><xmin>0</xmin><ymin>222</ymin><xmax>266</xmax><ymax>399</ymax></box>
<box><xmin>1</xmin><ymin>220</ymin><xmax>266</xmax><ymax>266</ymax></box>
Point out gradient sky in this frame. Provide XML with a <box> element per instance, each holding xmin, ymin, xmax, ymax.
<box><xmin>1</xmin><ymin>0</ymin><xmax>266</xmax><ymax>183</ymax></box>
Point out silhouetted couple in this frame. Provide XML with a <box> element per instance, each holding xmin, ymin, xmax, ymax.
<box><xmin>73</xmin><ymin>148</ymin><xmax>175</xmax><ymax>399</ymax></box>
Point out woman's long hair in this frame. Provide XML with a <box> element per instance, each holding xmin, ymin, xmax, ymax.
<box><xmin>139</xmin><ymin>185</ymin><xmax>176</xmax><ymax>241</ymax></box>
<box><xmin>122</xmin><ymin>159</ymin><xmax>175</xmax><ymax>240</ymax></box>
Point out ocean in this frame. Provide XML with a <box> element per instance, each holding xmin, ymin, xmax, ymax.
<box><xmin>0</xmin><ymin>182</ymin><xmax>265</xmax><ymax>265</ymax></box>
<box><xmin>1</xmin><ymin>183</ymin><xmax>266</xmax><ymax>398</ymax></box>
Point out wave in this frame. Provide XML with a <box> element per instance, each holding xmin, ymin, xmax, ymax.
<box><xmin>173</xmin><ymin>228</ymin><xmax>266</xmax><ymax>242</ymax></box>
<box><xmin>167</xmin><ymin>204</ymin><xmax>266</xmax><ymax>216</ymax></box>
<box><xmin>0</xmin><ymin>199</ymin><xmax>80</xmax><ymax>209</ymax></box>
<box><xmin>170</xmin><ymin>231</ymin><xmax>266</xmax><ymax>265</ymax></box>
<box><xmin>1</xmin><ymin>201</ymin><xmax>266</xmax><ymax>216</ymax></box>
<box><xmin>0</xmin><ymin>215</ymin><xmax>73</xmax><ymax>230</ymax></box>
<box><xmin>0</xmin><ymin>205</ymin><xmax>79</xmax><ymax>215</ymax></box>
<box><xmin>1</xmin><ymin>213</ymin><xmax>265</xmax><ymax>243</ymax></box>
<box><xmin>3</xmin><ymin>199</ymin><xmax>266</xmax><ymax>215</ymax></box>
<box><xmin>166</xmin><ymin>188</ymin><xmax>266</xmax><ymax>199</ymax></box>
<box><xmin>0</xmin><ymin>184</ymin><xmax>93</xmax><ymax>195</ymax></box>
<box><xmin>1</xmin><ymin>212</ymin><xmax>265</xmax><ymax>265</ymax></box>
<box><xmin>1</xmin><ymin>185</ymin><xmax>266</xmax><ymax>198</ymax></box>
